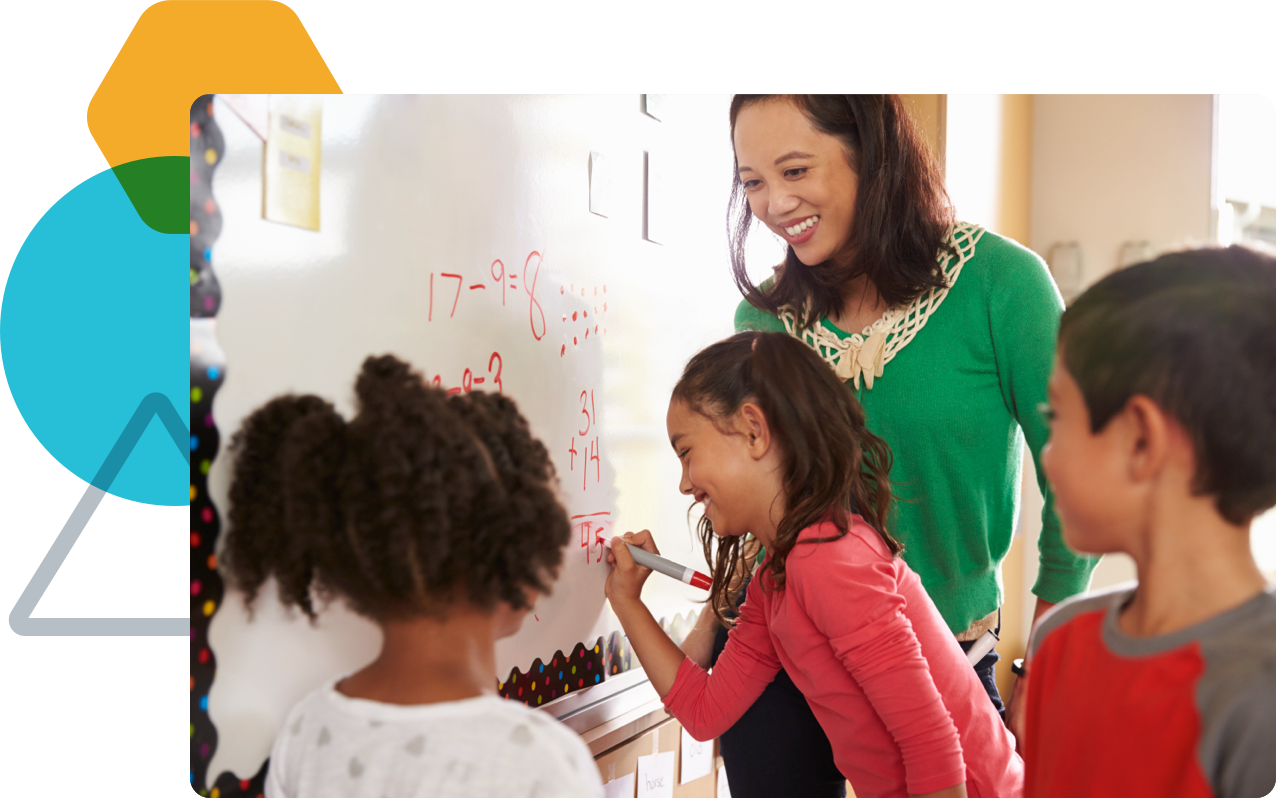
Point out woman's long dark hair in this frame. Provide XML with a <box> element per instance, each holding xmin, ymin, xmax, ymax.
<box><xmin>223</xmin><ymin>354</ymin><xmax>570</xmax><ymax>621</ymax></box>
<box><xmin>728</xmin><ymin>95</ymin><xmax>955</xmax><ymax>331</ymax></box>
<box><xmin>672</xmin><ymin>332</ymin><xmax>900</xmax><ymax>624</ymax></box>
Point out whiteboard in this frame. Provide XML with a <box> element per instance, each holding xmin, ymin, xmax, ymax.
<box><xmin>201</xmin><ymin>94</ymin><xmax>781</xmax><ymax>781</ymax></box>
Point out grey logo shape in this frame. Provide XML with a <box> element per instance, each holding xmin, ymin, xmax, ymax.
<box><xmin>404</xmin><ymin>735</ymin><xmax>425</xmax><ymax>755</ymax></box>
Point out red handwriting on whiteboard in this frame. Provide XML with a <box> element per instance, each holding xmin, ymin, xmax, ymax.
<box><xmin>568</xmin><ymin>389</ymin><xmax>602</xmax><ymax>491</ymax></box>
<box><xmin>428</xmin><ymin>351</ymin><xmax>504</xmax><ymax>395</ymax></box>
<box><xmin>440</xmin><ymin>273</ymin><xmax>463</xmax><ymax>317</ymax></box>
<box><xmin>491</xmin><ymin>259</ymin><xmax>507</xmax><ymax>306</ymax></box>
<box><xmin>524</xmin><ymin>251</ymin><xmax>546</xmax><ymax>341</ymax></box>
<box><xmin>567</xmin><ymin>436</ymin><xmax>601</xmax><ymax>490</ymax></box>
<box><xmin>559</xmin><ymin>284</ymin><xmax>608</xmax><ymax>357</ymax></box>
<box><xmin>424</xmin><ymin>250</ymin><xmax>545</xmax><ymax>342</ymax></box>
<box><xmin>579</xmin><ymin>389</ymin><xmax>595</xmax><ymax>435</ymax></box>
<box><xmin>571</xmin><ymin>512</ymin><xmax>611</xmax><ymax>564</ymax></box>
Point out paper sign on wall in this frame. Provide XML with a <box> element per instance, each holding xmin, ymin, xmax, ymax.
<box><xmin>590</xmin><ymin>151</ymin><xmax>611</xmax><ymax>218</ymax></box>
<box><xmin>717</xmin><ymin>765</ymin><xmax>731</xmax><ymax>798</ymax></box>
<box><xmin>680</xmin><ymin>727</ymin><xmax>713</xmax><ymax>784</ymax></box>
<box><xmin>264</xmin><ymin>95</ymin><xmax>322</xmax><ymax>231</ymax></box>
<box><xmin>604</xmin><ymin>773</ymin><xmax>636</xmax><ymax>798</ymax></box>
<box><xmin>636</xmin><ymin>751</ymin><xmax>675</xmax><ymax>798</ymax></box>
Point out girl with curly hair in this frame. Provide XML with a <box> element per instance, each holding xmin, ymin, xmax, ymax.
<box><xmin>224</xmin><ymin>354</ymin><xmax>601</xmax><ymax>798</ymax></box>
<box><xmin>606</xmin><ymin>332</ymin><xmax>1022</xmax><ymax>798</ymax></box>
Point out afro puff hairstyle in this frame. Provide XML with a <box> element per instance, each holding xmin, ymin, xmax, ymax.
<box><xmin>223</xmin><ymin>354</ymin><xmax>570</xmax><ymax>621</ymax></box>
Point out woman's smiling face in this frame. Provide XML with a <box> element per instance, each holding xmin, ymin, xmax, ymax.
<box><xmin>733</xmin><ymin>98</ymin><xmax>859</xmax><ymax>268</ymax></box>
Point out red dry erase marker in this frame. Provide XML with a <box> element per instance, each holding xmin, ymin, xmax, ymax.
<box><xmin>601</xmin><ymin>535</ymin><xmax>712</xmax><ymax>590</ymax></box>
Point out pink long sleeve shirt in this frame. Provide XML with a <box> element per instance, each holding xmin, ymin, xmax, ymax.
<box><xmin>663</xmin><ymin>518</ymin><xmax>1023</xmax><ymax>798</ymax></box>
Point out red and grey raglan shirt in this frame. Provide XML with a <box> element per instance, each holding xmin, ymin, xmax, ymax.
<box><xmin>1024</xmin><ymin>584</ymin><xmax>1276</xmax><ymax>798</ymax></box>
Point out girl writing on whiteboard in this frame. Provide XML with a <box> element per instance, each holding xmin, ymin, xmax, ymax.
<box><xmin>224</xmin><ymin>354</ymin><xmax>603</xmax><ymax>798</ymax></box>
<box><xmin>606</xmin><ymin>332</ymin><xmax>1022</xmax><ymax>798</ymax></box>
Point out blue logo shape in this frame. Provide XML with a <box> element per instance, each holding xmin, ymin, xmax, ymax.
<box><xmin>0</xmin><ymin>168</ymin><xmax>187</xmax><ymax>572</ymax></box>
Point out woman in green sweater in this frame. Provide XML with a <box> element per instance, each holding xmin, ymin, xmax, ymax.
<box><xmin>677</xmin><ymin>95</ymin><xmax>1097</xmax><ymax>797</ymax></box>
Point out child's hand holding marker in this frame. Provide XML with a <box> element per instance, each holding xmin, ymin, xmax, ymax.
<box><xmin>602</xmin><ymin>528</ymin><xmax>714</xmax><ymax>602</ymax></box>
<box><xmin>603</xmin><ymin>531</ymin><xmax>657</xmax><ymax>604</ymax></box>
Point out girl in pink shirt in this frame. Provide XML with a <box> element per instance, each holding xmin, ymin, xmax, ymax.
<box><xmin>606</xmin><ymin>332</ymin><xmax>1022</xmax><ymax>798</ymax></box>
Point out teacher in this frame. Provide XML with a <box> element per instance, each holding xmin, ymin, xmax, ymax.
<box><xmin>678</xmin><ymin>95</ymin><xmax>1097</xmax><ymax>797</ymax></box>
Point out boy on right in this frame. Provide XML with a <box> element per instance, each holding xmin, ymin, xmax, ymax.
<box><xmin>1017</xmin><ymin>245</ymin><xmax>1276</xmax><ymax>798</ymax></box>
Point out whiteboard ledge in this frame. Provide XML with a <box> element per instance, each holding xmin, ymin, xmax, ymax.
<box><xmin>539</xmin><ymin>668</ymin><xmax>661</xmax><ymax>742</ymax></box>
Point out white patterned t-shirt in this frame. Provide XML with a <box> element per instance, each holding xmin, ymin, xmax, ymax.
<box><xmin>264</xmin><ymin>680</ymin><xmax>603</xmax><ymax>798</ymax></box>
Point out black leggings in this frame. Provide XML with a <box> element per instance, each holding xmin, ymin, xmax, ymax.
<box><xmin>710</xmin><ymin>620</ymin><xmax>847</xmax><ymax>798</ymax></box>
<box><xmin>959</xmin><ymin>636</ymin><xmax>1005</xmax><ymax>719</ymax></box>
<box><xmin>708</xmin><ymin>593</ymin><xmax>1004</xmax><ymax>798</ymax></box>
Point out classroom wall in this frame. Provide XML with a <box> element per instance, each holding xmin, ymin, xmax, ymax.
<box><xmin>945</xmin><ymin>94</ymin><xmax>1032</xmax><ymax>242</ymax></box>
<box><xmin>1030</xmin><ymin>95</ymin><xmax>1214</xmax><ymax>290</ymax></box>
<box><xmin>900</xmin><ymin>94</ymin><xmax>946</xmax><ymax>175</ymax></box>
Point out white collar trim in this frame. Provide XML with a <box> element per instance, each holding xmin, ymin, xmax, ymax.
<box><xmin>777</xmin><ymin>223</ymin><xmax>985</xmax><ymax>390</ymax></box>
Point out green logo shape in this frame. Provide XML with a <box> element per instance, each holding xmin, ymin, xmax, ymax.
<box><xmin>111</xmin><ymin>155</ymin><xmax>190</xmax><ymax>234</ymax></box>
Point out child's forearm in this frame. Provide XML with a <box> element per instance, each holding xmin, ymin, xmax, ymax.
<box><xmin>679</xmin><ymin>605</ymin><xmax>721</xmax><ymax>668</ymax></box>
<box><xmin>1031</xmin><ymin>597</ymin><xmax>1056</xmax><ymax>624</ymax></box>
<box><xmin>611</xmin><ymin>596</ymin><xmax>690</xmax><ymax>698</ymax></box>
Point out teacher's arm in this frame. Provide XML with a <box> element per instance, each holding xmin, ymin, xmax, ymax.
<box><xmin>987</xmin><ymin>240</ymin><xmax>1099</xmax><ymax>613</ymax></box>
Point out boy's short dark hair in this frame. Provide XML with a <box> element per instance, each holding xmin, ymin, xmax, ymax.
<box><xmin>1059</xmin><ymin>245</ymin><xmax>1276</xmax><ymax>525</ymax></box>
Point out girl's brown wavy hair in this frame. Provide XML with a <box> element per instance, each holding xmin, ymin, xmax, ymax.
<box><xmin>672</xmin><ymin>332</ymin><xmax>900</xmax><ymax>624</ymax></box>
<box><xmin>728</xmin><ymin>95</ymin><xmax>955</xmax><ymax>331</ymax></box>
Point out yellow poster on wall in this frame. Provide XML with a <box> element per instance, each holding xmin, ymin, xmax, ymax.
<box><xmin>264</xmin><ymin>95</ymin><xmax>322</xmax><ymax>230</ymax></box>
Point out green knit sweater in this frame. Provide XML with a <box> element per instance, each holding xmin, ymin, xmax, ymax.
<box><xmin>735</xmin><ymin>225</ymin><xmax>1097</xmax><ymax>634</ymax></box>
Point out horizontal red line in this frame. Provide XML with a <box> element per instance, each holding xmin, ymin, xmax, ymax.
<box><xmin>446</xmin><ymin>387</ymin><xmax>462</xmax><ymax>395</ymax></box>
<box><xmin>570</xmin><ymin>512</ymin><xmax>611</xmax><ymax>519</ymax></box>
<box><xmin>469</xmin><ymin>284</ymin><xmax>485</xmax><ymax>290</ymax></box>
<box><xmin>473</xmin><ymin>377</ymin><xmax>485</xmax><ymax>384</ymax></box>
